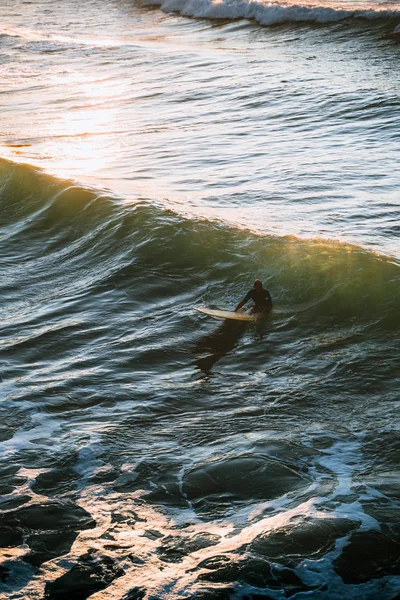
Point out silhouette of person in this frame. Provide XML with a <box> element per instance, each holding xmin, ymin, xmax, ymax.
<box><xmin>234</xmin><ymin>279</ymin><xmax>272</xmax><ymax>315</ymax></box>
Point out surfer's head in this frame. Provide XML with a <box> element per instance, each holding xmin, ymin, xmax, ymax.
<box><xmin>254</xmin><ymin>279</ymin><xmax>262</xmax><ymax>290</ymax></box>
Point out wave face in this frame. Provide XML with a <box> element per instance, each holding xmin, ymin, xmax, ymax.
<box><xmin>1</xmin><ymin>159</ymin><xmax>399</xmax><ymax>599</ymax></box>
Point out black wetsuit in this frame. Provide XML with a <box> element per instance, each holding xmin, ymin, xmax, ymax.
<box><xmin>243</xmin><ymin>288</ymin><xmax>272</xmax><ymax>311</ymax></box>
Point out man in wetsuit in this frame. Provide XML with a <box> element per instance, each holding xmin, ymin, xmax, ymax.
<box><xmin>234</xmin><ymin>279</ymin><xmax>272</xmax><ymax>315</ymax></box>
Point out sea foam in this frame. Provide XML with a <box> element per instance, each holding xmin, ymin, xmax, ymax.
<box><xmin>147</xmin><ymin>0</ymin><xmax>400</xmax><ymax>26</ymax></box>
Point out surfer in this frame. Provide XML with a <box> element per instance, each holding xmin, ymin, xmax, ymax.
<box><xmin>234</xmin><ymin>279</ymin><xmax>272</xmax><ymax>315</ymax></box>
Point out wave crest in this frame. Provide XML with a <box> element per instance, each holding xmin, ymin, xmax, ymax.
<box><xmin>1</xmin><ymin>158</ymin><xmax>399</xmax><ymax>332</ymax></box>
<box><xmin>147</xmin><ymin>0</ymin><xmax>400</xmax><ymax>26</ymax></box>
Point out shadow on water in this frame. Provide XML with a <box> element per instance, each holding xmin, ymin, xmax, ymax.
<box><xmin>192</xmin><ymin>319</ymin><xmax>249</xmax><ymax>374</ymax></box>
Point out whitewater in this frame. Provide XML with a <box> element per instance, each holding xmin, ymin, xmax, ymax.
<box><xmin>0</xmin><ymin>0</ymin><xmax>399</xmax><ymax>599</ymax></box>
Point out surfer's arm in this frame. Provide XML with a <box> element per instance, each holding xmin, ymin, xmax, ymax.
<box><xmin>234</xmin><ymin>293</ymin><xmax>250</xmax><ymax>312</ymax></box>
<box><xmin>234</xmin><ymin>300</ymin><xmax>245</xmax><ymax>312</ymax></box>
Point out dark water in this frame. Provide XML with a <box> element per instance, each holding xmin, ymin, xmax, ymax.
<box><xmin>1</xmin><ymin>158</ymin><xmax>399</xmax><ymax>599</ymax></box>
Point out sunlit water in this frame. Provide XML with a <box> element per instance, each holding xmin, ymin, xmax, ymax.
<box><xmin>0</xmin><ymin>0</ymin><xmax>399</xmax><ymax>599</ymax></box>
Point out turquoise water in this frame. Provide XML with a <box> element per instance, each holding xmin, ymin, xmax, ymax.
<box><xmin>0</xmin><ymin>0</ymin><xmax>399</xmax><ymax>598</ymax></box>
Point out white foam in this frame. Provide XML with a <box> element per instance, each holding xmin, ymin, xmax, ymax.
<box><xmin>0</xmin><ymin>410</ymin><xmax>64</xmax><ymax>460</ymax></box>
<box><xmin>151</xmin><ymin>0</ymin><xmax>400</xmax><ymax>26</ymax></box>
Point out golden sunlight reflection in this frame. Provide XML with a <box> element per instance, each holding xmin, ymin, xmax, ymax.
<box><xmin>44</xmin><ymin>76</ymin><xmax>125</xmax><ymax>178</ymax></box>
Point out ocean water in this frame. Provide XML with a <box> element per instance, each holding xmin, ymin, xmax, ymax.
<box><xmin>1</xmin><ymin>0</ymin><xmax>399</xmax><ymax>599</ymax></box>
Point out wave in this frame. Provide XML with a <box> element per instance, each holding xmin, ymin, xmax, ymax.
<box><xmin>145</xmin><ymin>0</ymin><xmax>400</xmax><ymax>27</ymax></box>
<box><xmin>1</xmin><ymin>158</ymin><xmax>399</xmax><ymax>334</ymax></box>
<box><xmin>2</xmin><ymin>3</ymin><xmax>399</xmax><ymax>48</ymax></box>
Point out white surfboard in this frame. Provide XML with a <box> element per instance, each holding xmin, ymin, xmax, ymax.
<box><xmin>193</xmin><ymin>307</ymin><xmax>257</xmax><ymax>322</ymax></box>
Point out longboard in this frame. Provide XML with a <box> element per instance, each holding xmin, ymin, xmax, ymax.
<box><xmin>193</xmin><ymin>307</ymin><xmax>257</xmax><ymax>322</ymax></box>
